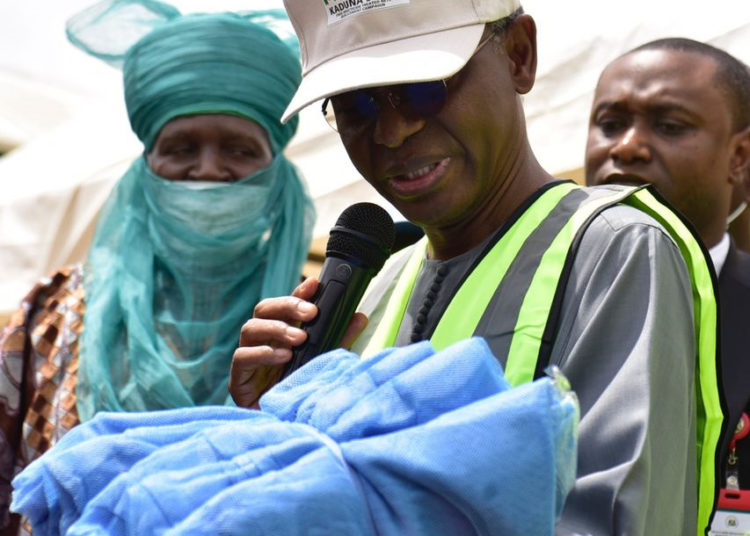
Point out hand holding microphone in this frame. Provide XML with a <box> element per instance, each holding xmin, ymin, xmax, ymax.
<box><xmin>230</xmin><ymin>203</ymin><xmax>395</xmax><ymax>407</ymax></box>
<box><xmin>281</xmin><ymin>202</ymin><xmax>395</xmax><ymax>377</ymax></box>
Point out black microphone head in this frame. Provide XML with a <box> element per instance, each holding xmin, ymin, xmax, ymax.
<box><xmin>393</xmin><ymin>220</ymin><xmax>425</xmax><ymax>253</ymax></box>
<box><xmin>327</xmin><ymin>202</ymin><xmax>395</xmax><ymax>270</ymax></box>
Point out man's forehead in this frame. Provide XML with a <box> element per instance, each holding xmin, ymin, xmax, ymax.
<box><xmin>604</xmin><ymin>48</ymin><xmax>718</xmax><ymax>84</ymax></box>
<box><xmin>594</xmin><ymin>49</ymin><xmax>720</xmax><ymax>103</ymax></box>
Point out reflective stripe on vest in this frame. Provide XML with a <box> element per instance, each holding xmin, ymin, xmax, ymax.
<box><xmin>623</xmin><ymin>188</ymin><xmax>722</xmax><ymax>536</ymax></box>
<box><xmin>363</xmin><ymin>181</ymin><xmax>579</xmax><ymax>356</ymax></box>
<box><xmin>361</xmin><ymin>182</ymin><xmax>722</xmax><ymax>535</ymax></box>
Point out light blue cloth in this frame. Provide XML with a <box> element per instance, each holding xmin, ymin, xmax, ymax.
<box><xmin>12</xmin><ymin>338</ymin><xmax>578</xmax><ymax>535</ymax></box>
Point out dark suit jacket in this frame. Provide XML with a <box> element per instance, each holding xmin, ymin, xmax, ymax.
<box><xmin>718</xmin><ymin>243</ymin><xmax>750</xmax><ymax>488</ymax></box>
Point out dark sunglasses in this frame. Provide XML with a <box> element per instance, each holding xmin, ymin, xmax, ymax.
<box><xmin>322</xmin><ymin>80</ymin><xmax>448</xmax><ymax>132</ymax></box>
<box><xmin>322</xmin><ymin>33</ymin><xmax>495</xmax><ymax>133</ymax></box>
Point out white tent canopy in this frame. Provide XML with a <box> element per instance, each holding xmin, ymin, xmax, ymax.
<box><xmin>1</xmin><ymin>0</ymin><xmax>749</xmax><ymax>316</ymax></box>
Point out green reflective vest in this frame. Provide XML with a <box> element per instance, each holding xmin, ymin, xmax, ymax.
<box><xmin>362</xmin><ymin>182</ymin><xmax>723</xmax><ymax>536</ymax></box>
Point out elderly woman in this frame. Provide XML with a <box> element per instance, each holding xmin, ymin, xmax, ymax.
<box><xmin>0</xmin><ymin>1</ymin><xmax>314</xmax><ymax>532</ymax></box>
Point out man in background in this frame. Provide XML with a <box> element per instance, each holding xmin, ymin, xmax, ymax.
<box><xmin>585</xmin><ymin>37</ymin><xmax>750</xmax><ymax>498</ymax></box>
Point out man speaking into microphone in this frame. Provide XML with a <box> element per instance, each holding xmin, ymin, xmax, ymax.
<box><xmin>230</xmin><ymin>1</ymin><xmax>724</xmax><ymax>534</ymax></box>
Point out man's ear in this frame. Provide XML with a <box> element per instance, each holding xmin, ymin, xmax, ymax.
<box><xmin>501</xmin><ymin>13</ymin><xmax>538</xmax><ymax>95</ymax></box>
<box><xmin>729</xmin><ymin>126</ymin><xmax>750</xmax><ymax>201</ymax></box>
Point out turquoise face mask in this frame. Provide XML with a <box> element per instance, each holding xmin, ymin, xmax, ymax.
<box><xmin>143</xmin><ymin>156</ymin><xmax>280</xmax><ymax>239</ymax></box>
<box><xmin>78</xmin><ymin>153</ymin><xmax>314</xmax><ymax>421</ymax></box>
<box><xmin>173</xmin><ymin>181</ymin><xmax>232</xmax><ymax>190</ymax></box>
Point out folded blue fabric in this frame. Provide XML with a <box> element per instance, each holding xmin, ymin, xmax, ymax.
<box><xmin>12</xmin><ymin>338</ymin><xmax>578</xmax><ymax>536</ymax></box>
<box><xmin>11</xmin><ymin>406</ymin><xmax>259</xmax><ymax>536</ymax></box>
<box><xmin>261</xmin><ymin>339</ymin><xmax>512</xmax><ymax>440</ymax></box>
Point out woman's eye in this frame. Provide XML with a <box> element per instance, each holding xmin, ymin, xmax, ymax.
<box><xmin>227</xmin><ymin>146</ymin><xmax>258</xmax><ymax>158</ymax></box>
<box><xmin>165</xmin><ymin>145</ymin><xmax>194</xmax><ymax>156</ymax></box>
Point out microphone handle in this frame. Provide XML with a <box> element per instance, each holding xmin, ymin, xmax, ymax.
<box><xmin>281</xmin><ymin>256</ymin><xmax>377</xmax><ymax>378</ymax></box>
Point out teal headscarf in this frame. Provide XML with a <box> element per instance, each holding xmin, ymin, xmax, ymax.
<box><xmin>66</xmin><ymin>0</ymin><xmax>315</xmax><ymax>421</ymax></box>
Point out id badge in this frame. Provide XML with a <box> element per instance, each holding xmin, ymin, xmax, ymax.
<box><xmin>711</xmin><ymin>414</ymin><xmax>750</xmax><ymax>535</ymax></box>
<box><xmin>710</xmin><ymin>489</ymin><xmax>750</xmax><ymax>535</ymax></box>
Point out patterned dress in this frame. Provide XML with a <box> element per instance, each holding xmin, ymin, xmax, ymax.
<box><xmin>0</xmin><ymin>265</ymin><xmax>84</xmax><ymax>535</ymax></box>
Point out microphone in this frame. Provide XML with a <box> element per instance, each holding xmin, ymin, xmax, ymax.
<box><xmin>281</xmin><ymin>202</ymin><xmax>395</xmax><ymax>377</ymax></box>
<box><xmin>393</xmin><ymin>220</ymin><xmax>424</xmax><ymax>253</ymax></box>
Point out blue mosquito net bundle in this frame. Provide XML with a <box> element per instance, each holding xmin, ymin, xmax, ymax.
<box><xmin>65</xmin><ymin>0</ymin><xmax>315</xmax><ymax>421</ymax></box>
<box><xmin>12</xmin><ymin>338</ymin><xmax>579</xmax><ymax>536</ymax></box>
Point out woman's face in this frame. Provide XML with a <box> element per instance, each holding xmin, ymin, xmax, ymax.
<box><xmin>147</xmin><ymin>114</ymin><xmax>273</xmax><ymax>182</ymax></box>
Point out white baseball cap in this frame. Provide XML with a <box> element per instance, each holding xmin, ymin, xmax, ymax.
<box><xmin>281</xmin><ymin>0</ymin><xmax>522</xmax><ymax>123</ymax></box>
